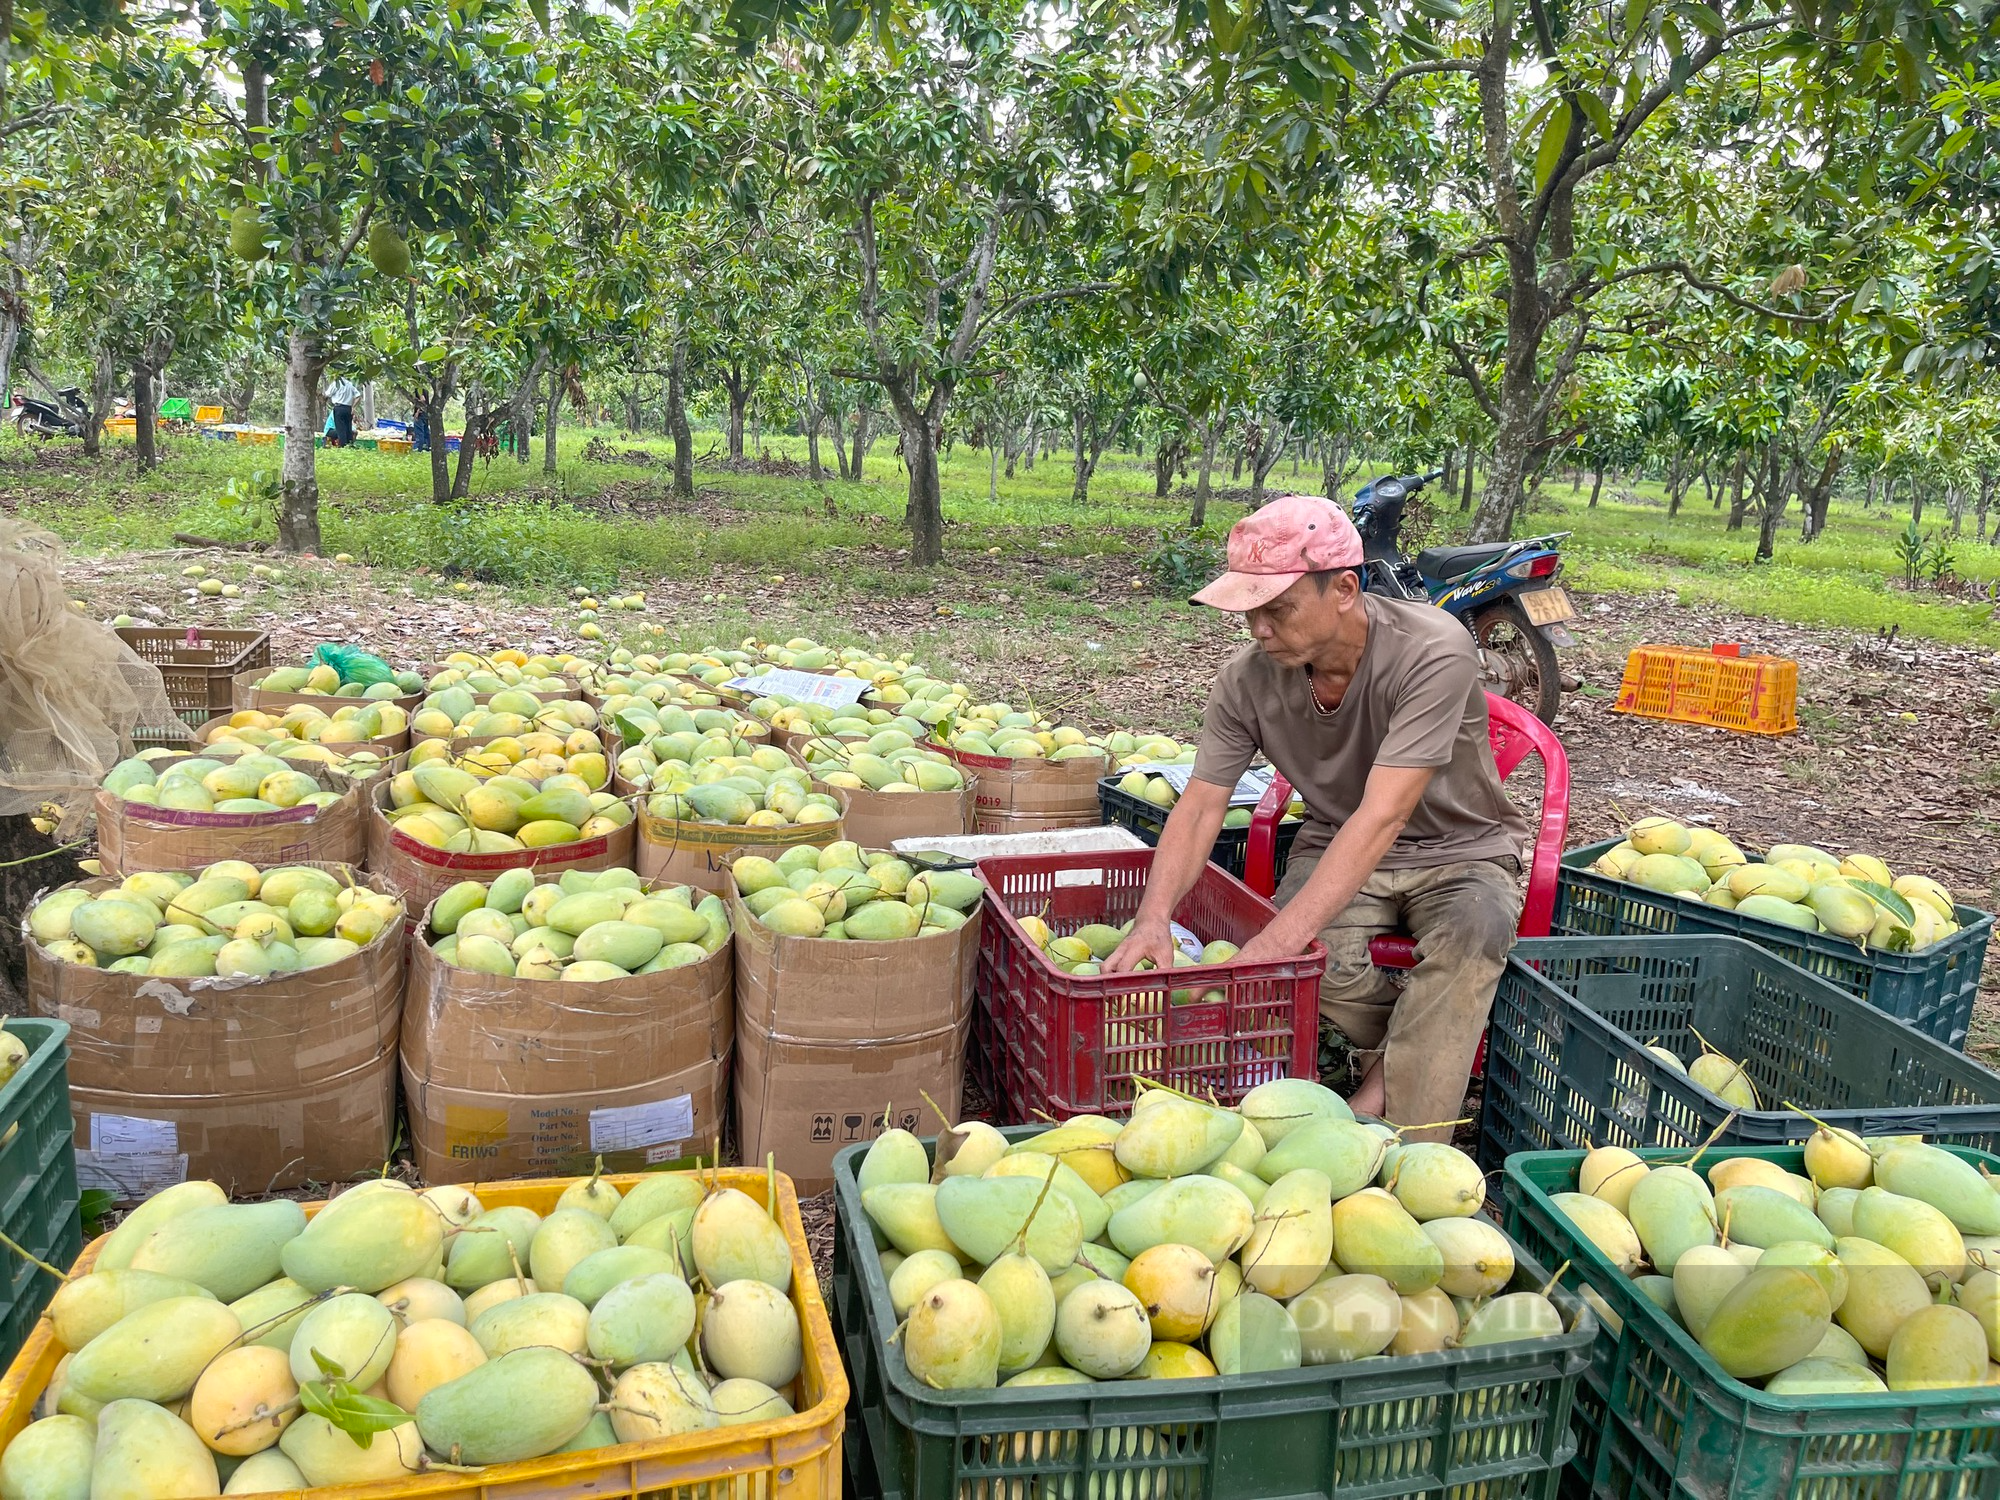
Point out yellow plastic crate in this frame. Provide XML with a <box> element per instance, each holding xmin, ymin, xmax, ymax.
<box><xmin>1612</xmin><ymin>643</ymin><xmax>1797</xmax><ymax>735</ymax></box>
<box><xmin>195</xmin><ymin>404</ymin><xmax>224</xmax><ymax>423</ymax></box>
<box><xmin>380</xmin><ymin>436</ymin><xmax>413</xmax><ymax>455</ymax></box>
<box><xmin>103</xmin><ymin>417</ymin><xmax>136</xmax><ymax>434</ymax></box>
<box><xmin>0</xmin><ymin>1167</ymin><xmax>846</xmax><ymax>1498</ymax></box>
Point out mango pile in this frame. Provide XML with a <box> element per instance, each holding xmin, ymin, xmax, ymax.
<box><xmin>610</xmin><ymin>710</ymin><xmax>767</xmax><ymax>790</ymax></box>
<box><xmin>1554</xmin><ymin>1131</ymin><xmax>2000</xmax><ymax>1394</ymax></box>
<box><xmin>200</xmin><ymin>702</ymin><xmax>408</xmax><ymax>751</ymax></box>
<box><xmin>732</xmin><ymin>846</ymin><xmax>982</xmax><ymax>940</ymax></box>
<box><xmin>252</xmin><ymin>662</ymin><xmax>423</xmax><ymax>699</ymax></box>
<box><xmin>586</xmin><ymin>660</ymin><xmax>747</xmax><ymax>713</ymax></box>
<box><xmin>942</xmin><ymin>707</ymin><xmax>1110</xmax><ymax>764</ymax></box>
<box><xmin>860</xmin><ymin>1081</ymin><xmax>1559</xmax><ymax>1389</ymax></box>
<box><xmin>797</xmin><ymin>734</ymin><xmax>968</xmax><ymax>795</ymax></box>
<box><xmin>100</xmin><ymin>753</ymin><xmax>350</xmax><ymax>815</ymax></box>
<box><xmin>384</xmin><ymin>761</ymin><xmax>629</xmax><ymax>853</ymax></box>
<box><xmin>675</xmin><ymin>638</ymin><xmax>920</xmax><ymax>688</ymax></box>
<box><xmin>1646</xmin><ymin>1043</ymin><xmax>1762</xmax><ymax>1109</ymax></box>
<box><xmin>28</xmin><ymin>863</ymin><xmax>402</xmax><ymax>977</ymax></box>
<box><xmin>408</xmin><ymin>687</ymin><xmax>599</xmax><ymax>746</ymax></box>
<box><xmin>1014</xmin><ymin>912</ymin><xmax>1236</xmax><ymax>990</ymax></box>
<box><xmin>1110</xmin><ymin>768</ymin><xmax>1304</xmax><ymax>830</ymax></box>
<box><xmin>643</xmin><ymin>755</ymin><xmax>840</xmax><ymax>830</ymax></box>
<box><xmin>428</xmin><ymin>868</ymin><xmax>727</xmax><ymax>979</ymax></box>
<box><xmin>1</xmin><ymin>1169</ymin><xmax>806</xmax><ymax>1491</ymax></box>
<box><xmin>422</xmin><ymin>649</ymin><xmax>581</xmax><ymax>694</ymax></box>
<box><xmin>1592</xmin><ymin>819</ymin><xmax>1965</xmax><ymax>952</ymax></box>
<box><xmin>743</xmin><ymin>697</ymin><xmax>937</xmax><ymax>744</ymax></box>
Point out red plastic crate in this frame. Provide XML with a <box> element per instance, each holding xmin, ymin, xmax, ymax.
<box><xmin>974</xmin><ymin>849</ymin><xmax>1326</xmax><ymax>1120</ymax></box>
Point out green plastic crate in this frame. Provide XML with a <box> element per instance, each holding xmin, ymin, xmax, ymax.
<box><xmin>0</xmin><ymin>1020</ymin><xmax>79</xmax><ymax>1367</ymax></box>
<box><xmin>1554</xmin><ymin>839</ymin><xmax>1992</xmax><ymax>1049</ymax></box>
<box><xmin>832</xmin><ymin>1127</ymin><xmax>1597</xmax><ymax>1500</ymax></box>
<box><xmin>1503</xmin><ymin>1144</ymin><xmax>2000</xmax><ymax>1500</ymax></box>
<box><xmin>1478</xmin><ymin>936</ymin><xmax>2000</xmax><ymax>1172</ymax></box>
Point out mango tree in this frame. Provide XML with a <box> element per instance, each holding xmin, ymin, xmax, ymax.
<box><xmin>784</xmin><ymin>2</ymin><xmax>1146</xmax><ymax>565</ymax></box>
<box><xmin>207</xmin><ymin>0</ymin><xmax>564</xmax><ymax>551</ymax></box>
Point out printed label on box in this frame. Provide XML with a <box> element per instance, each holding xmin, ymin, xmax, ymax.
<box><xmin>590</xmin><ymin>1094</ymin><xmax>695</xmax><ymax>1154</ymax></box>
<box><xmin>78</xmin><ymin>1114</ymin><xmax>187</xmax><ymax>1198</ymax></box>
<box><xmin>725</xmin><ymin>670</ymin><xmax>871</xmax><ymax>706</ymax></box>
<box><xmin>1149</xmin><ymin>762</ymin><xmax>1277</xmax><ymax>806</ymax></box>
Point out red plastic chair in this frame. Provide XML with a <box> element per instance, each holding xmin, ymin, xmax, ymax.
<box><xmin>1241</xmin><ymin>693</ymin><xmax>1570</xmax><ymax>1073</ymax></box>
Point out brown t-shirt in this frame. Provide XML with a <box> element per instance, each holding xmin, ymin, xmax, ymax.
<box><xmin>1191</xmin><ymin>595</ymin><xmax>1527</xmax><ymax>868</ymax></box>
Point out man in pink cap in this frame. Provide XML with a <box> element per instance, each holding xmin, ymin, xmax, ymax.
<box><xmin>1106</xmin><ymin>494</ymin><xmax>1527</xmax><ymax>1139</ymax></box>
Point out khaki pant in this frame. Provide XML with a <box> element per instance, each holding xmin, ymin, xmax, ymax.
<box><xmin>1275</xmin><ymin>853</ymin><xmax>1521</xmax><ymax>1142</ymax></box>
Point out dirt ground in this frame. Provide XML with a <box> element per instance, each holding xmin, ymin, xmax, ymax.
<box><xmin>40</xmin><ymin>544</ymin><xmax>2000</xmax><ymax>1060</ymax></box>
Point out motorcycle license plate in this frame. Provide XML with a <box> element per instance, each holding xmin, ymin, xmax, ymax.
<box><xmin>1518</xmin><ymin>586</ymin><xmax>1574</xmax><ymax>626</ymax></box>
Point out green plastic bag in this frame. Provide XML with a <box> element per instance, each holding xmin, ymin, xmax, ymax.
<box><xmin>312</xmin><ymin>644</ymin><xmax>395</xmax><ymax>686</ymax></box>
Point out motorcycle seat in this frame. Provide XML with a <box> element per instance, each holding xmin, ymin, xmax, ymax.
<box><xmin>1415</xmin><ymin>542</ymin><xmax>1514</xmax><ymax>579</ymax></box>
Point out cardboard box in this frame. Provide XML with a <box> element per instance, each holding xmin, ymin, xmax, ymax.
<box><xmin>25</xmin><ymin>867</ymin><xmax>405</xmax><ymax>1099</ymax></box>
<box><xmin>635</xmin><ymin>793</ymin><xmax>846</xmax><ymax>891</ymax></box>
<box><xmin>729</xmin><ymin>881</ymin><xmax>977</xmax><ymax>1192</ymax></box>
<box><xmin>807</xmin><ymin>775</ymin><xmax>975</xmax><ymax>848</ymax></box>
<box><xmin>95</xmin><ymin>751</ymin><xmax>367</xmax><ymax>875</ymax></box>
<box><xmin>70</xmin><ymin>1044</ymin><xmax>397</xmax><ymax>1199</ymax></box>
<box><xmin>366</xmin><ymin>779</ymin><xmax>636</xmax><ymax>916</ymax></box>
<box><xmin>403</xmin><ymin>1056</ymin><xmax>727</xmax><ymax>1182</ymax></box>
<box><xmin>400</xmin><ymin>917</ymin><xmax>733</xmax><ymax>1183</ymax></box>
<box><xmin>943</xmin><ymin>746</ymin><xmax>1110</xmax><ymax>834</ymax></box>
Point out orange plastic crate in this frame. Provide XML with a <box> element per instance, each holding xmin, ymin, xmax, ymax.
<box><xmin>0</xmin><ymin>1167</ymin><xmax>846</xmax><ymax>1499</ymax></box>
<box><xmin>1613</xmin><ymin>644</ymin><xmax>1797</xmax><ymax>735</ymax></box>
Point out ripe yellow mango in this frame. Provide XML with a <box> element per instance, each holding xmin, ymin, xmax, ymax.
<box><xmin>1700</xmin><ymin>1266</ymin><xmax>1832</xmax><ymax>1379</ymax></box>
<box><xmin>702</xmin><ymin>1278</ymin><xmax>804</xmax><ymax>1388</ymax></box>
<box><xmin>1333</xmin><ymin>1189</ymin><xmax>1445</xmax><ymax>1295</ymax></box>
<box><xmin>189</xmin><ymin>1345</ymin><xmax>298</xmax><ymax>1456</ymax></box>
<box><xmin>1240</xmin><ymin>1168</ymin><xmax>1333</xmax><ymax>1300</ymax></box>
<box><xmin>90</xmin><ymin>1400</ymin><xmax>218</xmax><ymax>1500</ymax></box>
<box><xmin>385</xmin><ymin>1318</ymin><xmax>487</xmax><ymax>1411</ymax></box>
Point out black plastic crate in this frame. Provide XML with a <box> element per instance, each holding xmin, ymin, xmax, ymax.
<box><xmin>833</xmin><ymin>1126</ymin><xmax>1596</xmax><ymax>1500</ymax></box>
<box><xmin>1554</xmin><ymin>838</ymin><xmax>1992</xmax><ymax>1048</ymax></box>
<box><xmin>1478</xmin><ymin>935</ymin><xmax>2000</xmax><ymax>1173</ymax></box>
<box><xmin>0</xmin><ymin>1020</ymin><xmax>79</xmax><ymax>1367</ymax></box>
<box><xmin>1096</xmin><ymin>776</ymin><xmax>1301</xmax><ymax>885</ymax></box>
<box><xmin>1505</xmin><ymin>1145</ymin><xmax>2000</xmax><ymax>1500</ymax></box>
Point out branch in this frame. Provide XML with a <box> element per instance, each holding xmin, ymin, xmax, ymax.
<box><xmin>977</xmin><ymin>281</ymin><xmax>1119</xmax><ymax>341</ymax></box>
<box><xmin>330</xmin><ymin>194</ymin><xmax>376</xmax><ymax>274</ymax></box>
<box><xmin>1444</xmin><ymin>335</ymin><xmax>1500</xmax><ymax>422</ymax></box>
<box><xmin>1596</xmin><ymin>259</ymin><xmax>1836</xmax><ymax>323</ymax></box>
<box><xmin>1356</xmin><ymin>59</ymin><xmax>1480</xmax><ymax>116</ymax></box>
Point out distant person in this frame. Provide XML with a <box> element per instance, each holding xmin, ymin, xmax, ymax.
<box><xmin>326</xmin><ymin>375</ymin><xmax>360</xmax><ymax>447</ymax></box>
<box><xmin>412</xmin><ymin>410</ymin><xmax>430</xmax><ymax>453</ymax></box>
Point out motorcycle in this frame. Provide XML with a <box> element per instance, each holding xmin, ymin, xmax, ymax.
<box><xmin>13</xmin><ymin>386</ymin><xmax>90</xmax><ymax>440</ymax></box>
<box><xmin>1350</xmin><ymin>469</ymin><xmax>1576</xmax><ymax>723</ymax></box>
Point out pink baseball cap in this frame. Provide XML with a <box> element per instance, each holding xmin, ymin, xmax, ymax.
<box><xmin>1191</xmin><ymin>495</ymin><xmax>1365</xmax><ymax>611</ymax></box>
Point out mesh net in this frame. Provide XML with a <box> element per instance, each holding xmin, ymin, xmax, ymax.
<box><xmin>0</xmin><ymin>518</ymin><xmax>182</xmax><ymax>829</ymax></box>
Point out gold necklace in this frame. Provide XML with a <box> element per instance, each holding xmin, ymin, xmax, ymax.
<box><xmin>1304</xmin><ymin>666</ymin><xmax>1339</xmax><ymax>718</ymax></box>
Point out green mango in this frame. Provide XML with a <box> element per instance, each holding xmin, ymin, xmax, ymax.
<box><xmin>281</xmin><ymin>1184</ymin><xmax>444</xmax><ymax>1293</ymax></box>
<box><xmin>415</xmin><ymin>1345</ymin><xmax>598</xmax><ymax>1464</ymax></box>
<box><xmin>89</xmin><ymin>1400</ymin><xmax>218</xmax><ymax>1500</ymax></box>
<box><xmin>127</xmin><ymin>1199</ymin><xmax>306</xmax><ymax>1302</ymax></box>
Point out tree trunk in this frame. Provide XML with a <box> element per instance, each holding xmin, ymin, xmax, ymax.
<box><xmin>1864</xmin><ymin>471</ymin><xmax>1878</xmax><ymax>511</ymax></box>
<box><xmin>850</xmin><ymin>405</ymin><xmax>871</xmax><ymax>481</ymax></box>
<box><xmin>801</xmin><ymin>393</ymin><xmax>823</xmax><ymax>482</ymax></box>
<box><xmin>668</xmin><ymin>338</ymin><xmax>694</xmax><ymax>502</ymax></box>
<box><xmin>1461</xmin><ymin>444</ymin><xmax>1476</xmax><ymax>512</ymax></box>
<box><xmin>1978</xmin><ymin>470</ymin><xmax>1993</xmax><ymax>542</ymax></box>
<box><xmin>1020</xmin><ymin>418</ymin><xmax>1035</xmax><ymax>472</ymax></box>
<box><xmin>133</xmin><ymin>361</ymin><xmax>157</xmax><ymax>471</ymax></box>
<box><xmin>1071</xmin><ymin>409</ymin><xmax>1091</xmax><ymax>505</ymax></box>
<box><xmin>1588</xmin><ymin>463</ymin><xmax>1605</xmax><ymax>508</ymax></box>
<box><xmin>1726</xmin><ymin>449</ymin><xmax>1755</xmax><ymax>531</ymax></box>
<box><xmin>1191</xmin><ymin>426</ymin><xmax>1215</xmax><ymax>527</ymax></box>
<box><xmin>901</xmin><ymin>408</ymin><xmax>944</xmax><ymax>566</ymax></box>
<box><xmin>1154</xmin><ymin>434</ymin><xmax>1183</xmax><ymax>498</ymax></box>
<box><xmin>360</xmin><ymin>382</ymin><xmax>375</xmax><ymax>433</ymax></box>
<box><xmin>1700</xmin><ymin>459</ymin><xmax>1714</xmax><ymax>511</ymax></box>
<box><xmin>1755</xmin><ymin>457</ymin><xmax>1798</xmax><ymax>563</ymax></box>
<box><xmin>1469</xmin><ymin>393</ymin><xmax>1537</xmax><ymax>542</ymax></box>
<box><xmin>989</xmin><ymin>438</ymin><xmax>999</xmax><ymax>504</ymax></box>
<box><xmin>542</xmin><ymin>371</ymin><xmax>560</xmax><ymax>475</ymax></box>
<box><xmin>828</xmin><ymin>404</ymin><xmax>851</xmax><ymax>481</ymax></box>
<box><xmin>277</xmin><ymin>332</ymin><xmax>322</xmax><ymax>552</ymax></box>
<box><xmin>81</xmin><ymin>346</ymin><xmax>114</xmax><ymax>457</ymax></box>
<box><xmin>621</xmin><ymin>388</ymin><xmax>643</xmax><ymax>433</ymax></box>
<box><xmin>1667</xmin><ymin>448</ymin><xmax>1685</xmax><ymax>518</ymax></box>
<box><xmin>452</xmin><ymin>391</ymin><xmax>485</xmax><ymax>500</ymax></box>
<box><xmin>1910</xmin><ymin>478</ymin><xmax>1925</xmax><ymax>525</ymax></box>
<box><xmin>724</xmin><ymin>366</ymin><xmax>747</xmax><ymax>460</ymax></box>
<box><xmin>1231</xmin><ymin>447</ymin><xmax>1243</xmax><ymax>481</ymax></box>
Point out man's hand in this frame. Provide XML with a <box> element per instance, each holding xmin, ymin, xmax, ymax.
<box><xmin>1103</xmin><ymin>918</ymin><xmax>1179</xmax><ymax>975</ymax></box>
<box><xmin>1232</xmin><ymin>918</ymin><xmax>1318</xmax><ymax>966</ymax></box>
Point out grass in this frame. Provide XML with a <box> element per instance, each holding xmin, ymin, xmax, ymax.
<box><xmin>6</xmin><ymin>424</ymin><xmax>1999</xmax><ymax>648</ymax></box>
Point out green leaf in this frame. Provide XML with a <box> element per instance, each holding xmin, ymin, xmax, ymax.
<box><xmin>1533</xmin><ymin>101</ymin><xmax>1571</xmax><ymax>191</ymax></box>
<box><xmin>1851</xmin><ymin>880</ymin><xmax>1915</xmax><ymax>927</ymax></box>
<box><xmin>1621</xmin><ymin>0</ymin><xmax>1651</xmax><ymax>38</ymax></box>
<box><xmin>418</xmin><ymin>345</ymin><xmax>449</xmax><ymax>363</ymax></box>
<box><xmin>1575</xmin><ymin>90</ymin><xmax>1614</xmax><ymax>141</ymax></box>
